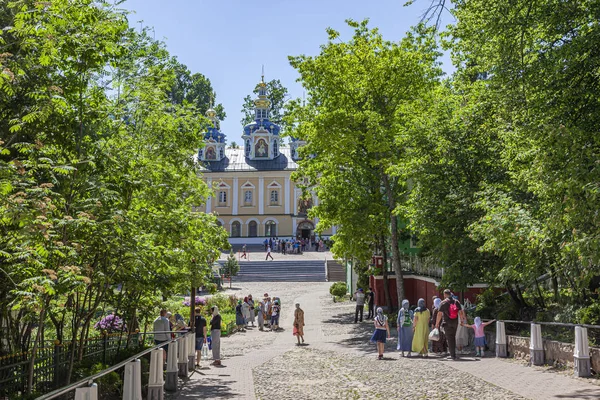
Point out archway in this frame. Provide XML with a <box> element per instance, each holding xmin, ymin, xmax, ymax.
<box><xmin>296</xmin><ymin>220</ymin><xmax>315</xmax><ymax>241</ymax></box>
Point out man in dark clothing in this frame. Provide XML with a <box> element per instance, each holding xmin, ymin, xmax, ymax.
<box><xmin>435</xmin><ymin>289</ymin><xmax>462</xmax><ymax>360</ymax></box>
<box><xmin>193</xmin><ymin>308</ymin><xmax>207</xmax><ymax>366</ymax></box>
<box><xmin>366</xmin><ymin>288</ymin><xmax>375</xmax><ymax>319</ymax></box>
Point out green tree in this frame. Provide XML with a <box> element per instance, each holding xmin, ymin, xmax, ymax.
<box><xmin>240</xmin><ymin>79</ymin><xmax>290</xmax><ymax>130</ymax></box>
<box><xmin>224</xmin><ymin>251</ymin><xmax>240</xmax><ymax>288</ymax></box>
<box><xmin>287</xmin><ymin>20</ymin><xmax>442</xmax><ymax>306</ymax></box>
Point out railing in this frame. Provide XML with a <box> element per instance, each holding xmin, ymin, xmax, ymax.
<box><xmin>400</xmin><ymin>254</ymin><xmax>444</xmax><ymax>279</ymax></box>
<box><xmin>0</xmin><ymin>332</ymin><xmax>146</xmax><ymax>398</ymax></box>
<box><xmin>35</xmin><ymin>331</ymin><xmax>194</xmax><ymax>400</ymax></box>
<box><xmin>495</xmin><ymin>319</ymin><xmax>600</xmax><ymax>377</ymax></box>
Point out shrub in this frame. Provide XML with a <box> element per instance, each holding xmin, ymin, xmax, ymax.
<box><xmin>329</xmin><ymin>282</ymin><xmax>347</xmax><ymax>297</ymax></box>
<box><xmin>94</xmin><ymin>314</ymin><xmax>125</xmax><ymax>333</ymax></box>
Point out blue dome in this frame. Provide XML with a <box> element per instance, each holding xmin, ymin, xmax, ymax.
<box><xmin>203</xmin><ymin>127</ymin><xmax>226</xmax><ymax>143</ymax></box>
<box><xmin>243</xmin><ymin>118</ymin><xmax>281</xmax><ymax>136</ymax></box>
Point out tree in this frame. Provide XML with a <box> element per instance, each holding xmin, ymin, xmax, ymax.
<box><xmin>224</xmin><ymin>251</ymin><xmax>240</xmax><ymax>288</ymax></box>
<box><xmin>286</xmin><ymin>20</ymin><xmax>442</xmax><ymax>307</ymax></box>
<box><xmin>240</xmin><ymin>79</ymin><xmax>290</xmax><ymax>130</ymax></box>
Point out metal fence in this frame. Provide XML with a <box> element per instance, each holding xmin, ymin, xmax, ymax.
<box><xmin>0</xmin><ymin>333</ymin><xmax>145</xmax><ymax>398</ymax></box>
<box><xmin>400</xmin><ymin>255</ymin><xmax>444</xmax><ymax>279</ymax></box>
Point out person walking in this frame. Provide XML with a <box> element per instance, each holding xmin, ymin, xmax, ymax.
<box><xmin>235</xmin><ymin>300</ymin><xmax>246</xmax><ymax>332</ymax></box>
<box><xmin>367</xmin><ymin>288</ymin><xmax>375</xmax><ymax>319</ymax></box>
<box><xmin>248</xmin><ymin>295</ymin><xmax>255</xmax><ymax>327</ymax></box>
<box><xmin>462</xmin><ymin>317</ymin><xmax>496</xmax><ymax>357</ymax></box>
<box><xmin>430</xmin><ymin>298</ymin><xmax>447</xmax><ymax>355</ymax></box>
<box><xmin>354</xmin><ymin>288</ymin><xmax>366</xmax><ymax>323</ymax></box>
<box><xmin>435</xmin><ymin>289</ymin><xmax>463</xmax><ymax>360</ymax></box>
<box><xmin>265</xmin><ymin>246</ymin><xmax>274</xmax><ymax>261</ymax></box>
<box><xmin>209</xmin><ymin>306</ymin><xmax>222</xmax><ymax>366</ymax></box>
<box><xmin>370</xmin><ymin>307</ymin><xmax>391</xmax><ymax>360</ymax></box>
<box><xmin>397</xmin><ymin>299</ymin><xmax>413</xmax><ymax>357</ymax></box>
<box><xmin>193</xmin><ymin>308</ymin><xmax>207</xmax><ymax>367</ymax></box>
<box><xmin>153</xmin><ymin>309</ymin><xmax>171</xmax><ymax>362</ymax></box>
<box><xmin>412</xmin><ymin>298</ymin><xmax>431</xmax><ymax>357</ymax></box>
<box><xmin>293</xmin><ymin>303</ymin><xmax>305</xmax><ymax>345</ymax></box>
<box><xmin>241</xmin><ymin>244</ymin><xmax>247</xmax><ymax>259</ymax></box>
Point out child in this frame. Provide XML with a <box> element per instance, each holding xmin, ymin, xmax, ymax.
<box><xmin>461</xmin><ymin>317</ymin><xmax>496</xmax><ymax>357</ymax></box>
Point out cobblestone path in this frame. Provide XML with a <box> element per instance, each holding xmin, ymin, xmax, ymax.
<box><xmin>175</xmin><ymin>282</ymin><xmax>600</xmax><ymax>400</ymax></box>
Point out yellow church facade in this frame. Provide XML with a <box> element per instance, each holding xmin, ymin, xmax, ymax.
<box><xmin>195</xmin><ymin>78</ymin><xmax>334</xmax><ymax>245</ymax></box>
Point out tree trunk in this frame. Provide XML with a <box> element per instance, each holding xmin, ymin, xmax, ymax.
<box><xmin>381</xmin><ymin>235</ymin><xmax>393</xmax><ymax>311</ymax></box>
<box><xmin>382</xmin><ymin>174</ymin><xmax>405</xmax><ymax>307</ymax></box>
<box><xmin>190</xmin><ymin>286</ymin><xmax>196</xmax><ymax>330</ymax></box>
<box><xmin>27</xmin><ymin>303</ymin><xmax>47</xmax><ymax>394</ymax></box>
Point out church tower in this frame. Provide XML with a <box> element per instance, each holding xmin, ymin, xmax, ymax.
<box><xmin>242</xmin><ymin>73</ymin><xmax>281</xmax><ymax>160</ymax></box>
<box><xmin>198</xmin><ymin>102</ymin><xmax>226</xmax><ymax>162</ymax></box>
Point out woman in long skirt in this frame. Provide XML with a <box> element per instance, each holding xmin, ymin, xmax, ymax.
<box><xmin>397</xmin><ymin>299</ymin><xmax>413</xmax><ymax>357</ymax></box>
<box><xmin>370</xmin><ymin>307</ymin><xmax>391</xmax><ymax>360</ymax></box>
<box><xmin>430</xmin><ymin>298</ymin><xmax>447</xmax><ymax>354</ymax></box>
<box><xmin>241</xmin><ymin>297</ymin><xmax>250</xmax><ymax>327</ymax></box>
<box><xmin>293</xmin><ymin>303</ymin><xmax>305</xmax><ymax>344</ymax></box>
<box><xmin>411</xmin><ymin>298</ymin><xmax>431</xmax><ymax>357</ymax></box>
<box><xmin>235</xmin><ymin>300</ymin><xmax>245</xmax><ymax>332</ymax></box>
<box><xmin>257</xmin><ymin>299</ymin><xmax>265</xmax><ymax>331</ymax></box>
<box><xmin>247</xmin><ymin>295</ymin><xmax>255</xmax><ymax>327</ymax></box>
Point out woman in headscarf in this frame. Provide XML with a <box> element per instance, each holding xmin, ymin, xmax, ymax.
<box><xmin>396</xmin><ymin>299</ymin><xmax>413</xmax><ymax>357</ymax></box>
<box><xmin>454</xmin><ymin>295</ymin><xmax>469</xmax><ymax>354</ymax></box>
<box><xmin>247</xmin><ymin>295</ymin><xmax>256</xmax><ymax>327</ymax></box>
<box><xmin>411</xmin><ymin>298</ymin><xmax>431</xmax><ymax>357</ymax></box>
<box><xmin>257</xmin><ymin>297</ymin><xmax>266</xmax><ymax>331</ymax></box>
<box><xmin>235</xmin><ymin>300</ymin><xmax>246</xmax><ymax>332</ymax></box>
<box><xmin>293</xmin><ymin>303</ymin><xmax>305</xmax><ymax>344</ymax></box>
<box><xmin>242</xmin><ymin>296</ymin><xmax>251</xmax><ymax>327</ymax></box>
<box><xmin>430</xmin><ymin>297</ymin><xmax>447</xmax><ymax>354</ymax></box>
<box><xmin>209</xmin><ymin>306</ymin><xmax>222</xmax><ymax>366</ymax></box>
<box><xmin>370</xmin><ymin>307</ymin><xmax>391</xmax><ymax>360</ymax></box>
<box><xmin>173</xmin><ymin>313</ymin><xmax>188</xmax><ymax>335</ymax></box>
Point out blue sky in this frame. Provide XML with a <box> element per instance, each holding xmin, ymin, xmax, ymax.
<box><xmin>122</xmin><ymin>0</ymin><xmax>454</xmax><ymax>143</ymax></box>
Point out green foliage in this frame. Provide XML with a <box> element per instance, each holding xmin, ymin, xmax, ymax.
<box><xmin>224</xmin><ymin>251</ymin><xmax>240</xmax><ymax>288</ymax></box>
<box><xmin>329</xmin><ymin>282</ymin><xmax>347</xmax><ymax>297</ymax></box>
<box><xmin>577</xmin><ymin>302</ymin><xmax>600</xmax><ymax>326</ymax></box>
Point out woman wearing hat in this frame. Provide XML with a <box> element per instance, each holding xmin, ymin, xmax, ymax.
<box><xmin>235</xmin><ymin>300</ymin><xmax>245</xmax><ymax>332</ymax></box>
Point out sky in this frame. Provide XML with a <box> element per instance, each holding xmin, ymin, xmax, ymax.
<box><xmin>122</xmin><ymin>0</ymin><xmax>454</xmax><ymax>143</ymax></box>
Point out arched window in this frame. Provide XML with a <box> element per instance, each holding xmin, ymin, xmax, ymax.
<box><xmin>231</xmin><ymin>221</ymin><xmax>241</xmax><ymax>237</ymax></box>
<box><xmin>270</xmin><ymin>190</ymin><xmax>279</xmax><ymax>205</ymax></box>
<box><xmin>198</xmin><ymin>148</ymin><xmax>204</xmax><ymax>159</ymax></box>
<box><xmin>265</xmin><ymin>221</ymin><xmax>277</xmax><ymax>237</ymax></box>
<box><xmin>248</xmin><ymin>221</ymin><xmax>258</xmax><ymax>237</ymax></box>
<box><xmin>216</xmin><ymin>220</ymin><xmax>223</xmax><ymax>227</ymax></box>
<box><xmin>244</xmin><ymin>190</ymin><xmax>253</xmax><ymax>205</ymax></box>
<box><xmin>273</xmin><ymin>139</ymin><xmax>279</xmax><ymax>157</ymax></box>
<box><xmin>245</xmin><ymin>139</ymin><xmax>251</xmax><ymax>157</ymax></box>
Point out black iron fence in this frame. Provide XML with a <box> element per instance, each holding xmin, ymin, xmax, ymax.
<box><xmin>0</xmin><ymin>333</ymin><xmax>147</xmax><ymax>398</ymax></box>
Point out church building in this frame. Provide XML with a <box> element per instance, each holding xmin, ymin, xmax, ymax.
<box><xmin>195</xmin><ymin>76</ymin><xmax>335</xmax><ymax>245</ymax></box>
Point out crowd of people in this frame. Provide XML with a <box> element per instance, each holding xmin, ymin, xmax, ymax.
<box><xmin>368</xmin><ymin>288</ymin><xmax>494</xmax><ymax>360</ymax></box>
<box><xmin>240</xmin><ymin>237</ymin><xmax>327</xmax><ymax>260</ymax></box>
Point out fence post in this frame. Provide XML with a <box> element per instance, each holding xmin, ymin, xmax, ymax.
<box><xmin>147</xmin><ymin>349</ymin><xmax>164</xmax><ymax>400</ymax></box>
<box><xmin>53</xmin><ymin>341</ymin><xmax>61</xmax><ymax>388</ymax></box>
<box><xmin>529</xmin><ymin>323</ymin><xmax>544</xmax><ymax>366</ymax></box>
<box><xmin>165</xmin><ymin>341</ymin><xmax>178</xmax><ymax>392</ymax></box>
<box><xmin>574</xmin><ymin>326</ymin><xmax>591</xmax><ymax>377</ymax></box>
<box><xmin>122</xmin><ymin>359</ymin><xmax>142</xmax><ymax>400</ymax></box>
<box><xmin>187</xmin><ymin>333</ymin><xmax>196</xmax><ymax>371</ymax></box>
<box><xmin>74</xmin><ymin>383</ymin><xmax>98</xmax><ymax>400</ymax></box>
<box><xmin>177</xmin><ymin>336</ymin><xmax>189</xmax><ymax>377</ymax></box>
<box><xmin>495</xmin><ymin>321</ymin><xmax>507</xmax><ymax>357</ymax></box>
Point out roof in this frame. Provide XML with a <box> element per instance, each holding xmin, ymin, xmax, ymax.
<box><xmin>197</xmin><ymin>147</ymin><xmax>297</xmax><ymax>173</ymax></box>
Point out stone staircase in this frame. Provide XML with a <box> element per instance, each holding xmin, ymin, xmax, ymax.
<box><xmin>326</xmin><ymin>259</ymin><xmax>346</xmax><ymax>282</ymax></box>
<box><xmin>226</xmin><ymin>260</ymin><xmax>326</xmax><ymax>282</ymax></box>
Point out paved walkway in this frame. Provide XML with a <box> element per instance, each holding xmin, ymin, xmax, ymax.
<box><xmin>175</xmin><ymin>282</ymin><xmax>600</xmax><ymax>400</ymax></box>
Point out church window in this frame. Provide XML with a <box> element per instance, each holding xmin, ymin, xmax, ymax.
<box><xmin>273</xmin><ymin>139</ymin><xmax>279</xmax><ymax>157</ymax></box>
<box><xmin>248</xmin><ymin>221</ymin><xmax>258</xmax><ymax>237</ymax></box>
<box><xmin>265</xmin><ymin>221</ymin><xmax>277</xmax><ymax>237</ymax></box>
<box><xmin>244</xmin><ymin>190</ymin><xmax>253</xmax><ymax>205</ymax></box>
<box><xmin>270</xmin><ymin>190</ymin><xmax>279</xmax><ymax>205</ymax></box>
<box><xmin>218</xmin><ymin>190</ymin><xmax>227</xmax><ymax>205</ymax></box>
<box><xmin>231</xmin><ymin>221</ymin><xmax>241</xmax><ymax>237</ymax></box>
<box><xmin>219</xmin><ymin>147</ymin><xmax>224</xmax><ymax>159</ymax></box>
<box><xmin>245</xmin><ymin>139</ymin><xmax>251</xmax><ymax>157</ymax></box>
<box><xmin>199</xmin><ymin>149</ymin><xmax>204</xmax><ymax>159</ymax></box>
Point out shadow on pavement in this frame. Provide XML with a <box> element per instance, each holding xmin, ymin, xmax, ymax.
<box><xmin>555</xmin><ymin>388</ymin><xmax>600</xmax><ymax>399</ymax></box>
<box><xmin>175</xmin><ymin>376</ymin><xmax>240</xmax><ymax>399</ymax></box>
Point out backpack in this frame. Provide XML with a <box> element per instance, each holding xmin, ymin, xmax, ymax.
<box><xmin>448</xmin><ymin>300</ymin><xmax>459</xmax><ymax>319</ymax></box>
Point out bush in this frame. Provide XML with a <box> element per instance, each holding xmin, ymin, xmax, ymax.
<box><xmin>329</xmin><ymin>282</ymin><xmax>347</xmax><ymax>297</ymax></box>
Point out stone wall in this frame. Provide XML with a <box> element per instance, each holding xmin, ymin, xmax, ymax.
<box><xmin>505</xmin><ymin>335</ymin><xmax>600</xmax><ymax>372</ymax></box>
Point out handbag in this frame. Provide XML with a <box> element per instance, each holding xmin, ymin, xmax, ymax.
<box><xmin>201</xmin><ymin>342</ymin><xmax>209</xmax><ymax>360</ymax></box>
<box><xmin>429</xmin><ymin>328</ymin><xmax>440</xmax><ymax>342</ymax></box>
